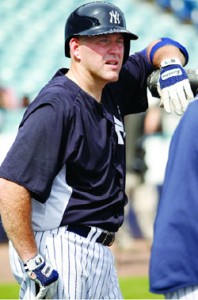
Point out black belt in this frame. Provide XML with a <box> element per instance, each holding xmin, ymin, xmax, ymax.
<box><xmin>67</xmin><ymin>224</ymin><xmax>115</xmax><ymax>246</ymax></box>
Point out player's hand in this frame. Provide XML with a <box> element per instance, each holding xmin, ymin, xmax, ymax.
<box><xmin>158</xmin><ymin>58</ymin><xmax>194</xmax><ymax>115</ymax></box>
<box><xmin>24</xmin><ymin>254</ymin><xmax>59</xmax><ymax>299</ymax></box>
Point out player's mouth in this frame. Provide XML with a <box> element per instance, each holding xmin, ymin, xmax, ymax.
<box><xmin>106</xmin><ymin>60</ymin><xmax>119</xmax><ymax>65</ymax></box>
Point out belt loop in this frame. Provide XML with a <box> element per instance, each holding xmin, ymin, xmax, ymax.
<box><xmin>88</xmin><ymin>227</ymin><xmax>102</xmax><ymax>243</ymax></box>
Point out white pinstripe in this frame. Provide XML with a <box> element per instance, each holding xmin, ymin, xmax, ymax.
<box><xmin>9</xmin><ymin>226</ymin><xmax>123</xmax><ymax>299</ymax></box>
<box><xmin>165</xmin><ymin>286</ymin><xmax>198</xmax><ymax>299</ymax></box>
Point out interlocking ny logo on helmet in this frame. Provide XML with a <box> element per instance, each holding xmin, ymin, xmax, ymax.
<box><xmin>109</xmin><ymin>11</ymin><xmax>120</xmax><ymax>24</ymax></box>
<box><xmin>64</xmin><ymin>1</ymin><xmax>138</xmax><ymax>63</ymax></box>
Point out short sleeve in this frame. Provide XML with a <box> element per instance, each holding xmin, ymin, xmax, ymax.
<box><xmin>0</xmin><ymin>103</ymin><xmax>66</xmax><ymax>202</ymax></box>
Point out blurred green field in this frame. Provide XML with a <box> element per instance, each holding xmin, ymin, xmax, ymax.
<box><xmin>0</xmin><ymin>277</ymin><xmax>163</xmax><ymax>299</ymax></box>
<box><xmin>119</xmin><ymin>277</ymin><xmax>163</xmax><ymax>299</ymax></box>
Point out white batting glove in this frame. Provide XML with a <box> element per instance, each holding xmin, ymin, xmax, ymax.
<box><xmin>158</xmin><ymin>58</ymin><xmax>194</xmax><ymax>115</ymax></box>
<box><xmin>24</xmin><ymin>254</ymin><xmax>59</xmax><ymax>299</ymax></box>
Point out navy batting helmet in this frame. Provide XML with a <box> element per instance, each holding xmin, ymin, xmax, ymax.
<box><xmin>64</xmin><ymin>1</ymin><xmax>138</xmax><ymax>63</ymax></box>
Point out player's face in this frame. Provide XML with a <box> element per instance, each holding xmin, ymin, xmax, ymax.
<box><xmin>78</xmin><ymin>33</ymin><xmax>125</xmax><ymax>84</ymax></box>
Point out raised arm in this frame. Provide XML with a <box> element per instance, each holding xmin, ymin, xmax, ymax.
<box><xmin>147</xmin><ymin>37</ymin><xmax>194</xmax><ymax>115</ymax></box>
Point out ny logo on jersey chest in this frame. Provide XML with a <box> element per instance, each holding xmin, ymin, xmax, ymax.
<box><xmin>113</xmin><ymin>116</ymin><xmax>125</xmax><ymax>145</ymax></box>
<box><xmin>109</xmin><ymin>10</ymin><xmax>120</xmax><ymax>24</ymax></box>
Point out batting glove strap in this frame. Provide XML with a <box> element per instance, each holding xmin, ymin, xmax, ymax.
<box><xmin>24</xmin><ymin>254</ymin><xmax>59</xmax><ymax>299</ymax></box>
<box><xmin>158</xmin><ymin>58</ymin><xmax>194</xmax><ymax>115</ymax></box>
<box><xmin>24</xmin><ymin>254</ymin><xmax>45</xmax><ymax>271</ymax></box>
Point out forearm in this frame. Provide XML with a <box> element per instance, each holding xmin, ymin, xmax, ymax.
<box><xmin>0</xmin><ymin>178</ymin><xmax>37</xmax><ymax>262</ymax></box>
<box><xmin>146</xmin><ymin>38</ymin><xmax>186</xmax><ymax>68</ymax></box>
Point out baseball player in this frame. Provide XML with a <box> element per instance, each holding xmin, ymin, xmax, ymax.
<box><xmin>149</xmin><ymin>96</ymin><xmax>198</xmax><ymax>297</ymax></box>
<box><xmin>0</xmin><ymin>1</ymin><xmax>194</xmax><ymax>299</ymax></box>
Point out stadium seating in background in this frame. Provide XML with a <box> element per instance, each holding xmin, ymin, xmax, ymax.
<box><xmin>190</xmin><ymin>3</ymin><xmax>198</xmax><ymax>29</ymax></box>
<box><xmin>155</xmin><ymin>0</ymin><xmax>198</xmax><ymax>30</ymax></box>
<box><xmin>156</xmin><ymin>0</ymin><xmax>171</xmax><ymax>9</ymax></box>
<box><xmin>0</xmin><ymin>0</ymin><xmax>197</xmax><ymax>103</ymax></box>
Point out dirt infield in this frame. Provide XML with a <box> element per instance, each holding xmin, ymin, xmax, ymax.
<box><xmin>112</xmin><ymin>239</ymin><xmax>151</xmax><ymax>277</ymax></box>
<box><xmin>0</xmin><ymin>239</ymin><xmax>150</xmax><ymax>283</ymax></box>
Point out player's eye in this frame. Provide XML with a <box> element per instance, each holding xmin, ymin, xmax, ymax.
<box><xmin>100</xmin><ymin>37</ymin><xmax>109</xmax><ymax>43</ymax></box>
<box><xmin>117</xmin><ymin>38</ymin><xmax>124</xmax><ymax>45</ymax></box>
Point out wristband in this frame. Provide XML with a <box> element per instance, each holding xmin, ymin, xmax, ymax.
<box><xmin>160</xmin><ymin>58</ymin><xmax>182</xmax><ymax>68</ymax></box>
<box><xmin>150</xmin><ymin>37</ymin><xmax>189</xmax><ymax>66</ymax></box>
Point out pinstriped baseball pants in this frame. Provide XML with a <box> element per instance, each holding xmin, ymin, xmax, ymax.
<box><xmin>9</xmin><ymin>226</ymin><xmax>123</xmax><ymax>299</ymax></box>
<box><xmin>165</xmin><ymin>286</ymin><xmax>198</xmax><ymax>299</ymax></box>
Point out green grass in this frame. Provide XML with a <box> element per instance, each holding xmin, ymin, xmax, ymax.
<box><xmin>0</xmin><ymin>283</ymin><xmax>19</xmax><ymax>299</ymax></box>
<box><xmin>0</xmin><ymin>277</ymin><xmax>163</xmax><ymax>299</ymax></box>
<box><xmin>119</xmin><ymin>277</ymin><xmax>163</xmax><ymax>299</ymax></box>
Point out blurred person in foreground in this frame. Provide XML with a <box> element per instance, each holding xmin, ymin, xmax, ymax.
<box><xmin>0</xmin><ymin>1</ymin><xmax>194</xmax><ymax>299</ymax></box>
<box><xmin>150</xmin><ymin>90</ymin><xmax>198</xmax><ymax>299</ymax></box>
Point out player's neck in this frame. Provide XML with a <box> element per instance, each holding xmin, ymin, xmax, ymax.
<box><xmin>66</xmin><ymin>68</ymin><xmax>105</xmax><ymax>103</ymax></box>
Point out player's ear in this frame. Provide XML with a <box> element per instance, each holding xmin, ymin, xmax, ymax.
<box><xmin>69</xmin><ymin>37</ymin><xmax>81</xmax><ymax>60</ymax></box>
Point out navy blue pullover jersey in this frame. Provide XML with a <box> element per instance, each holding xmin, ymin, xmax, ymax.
<box><xmin>150</xmin><ymin>96</ymin><xmax>198</xmax><ymax>294</ymax></box>
<box><xmin>0</xmin><ymin>52</ymin><xmax>153</xmax><ymax>232</ymax></box>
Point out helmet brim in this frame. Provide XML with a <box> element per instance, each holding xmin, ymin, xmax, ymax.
<box><xmin>65</xmin><ymin>29</ymin><xmax>138</xmax><ymax>57</ymax></box>
<box><xmin>75</xmin><ymin>28</ymin><xmax>138</xmax><ymax>40</ymax></box>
